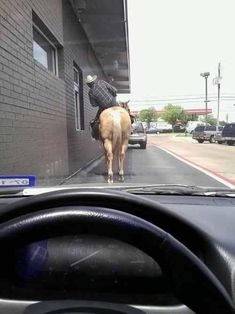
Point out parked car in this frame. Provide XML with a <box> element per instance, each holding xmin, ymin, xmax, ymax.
<box><xmin>220</xmin><ymin>123</ymin><xmax>235</xmax><ymax>146</ymax></box>
<box><xmin>186</xmin><ymin>121</ymin><xmax>206</xmax><ymax>134</ymax></box>
<box><xmin>173</xmin><ymin>123</ymin><xmax>186</xmax><ymax>133</ymax></box>
<box><xmin>146</xmin><ymin>126</ymin><xmax>157</xmax><ymax>134</ymax></box>
<box><xmin>192</xmin><ymin>125</ymin><xmax>223</xmax><ymax>143</ymax></box>
<box><xmin>128</xmin><ymin>122</ymin><xmax>147</xmax><ymax>149</ymax></box>
<box><xmin>156</xmin><ymin>122</ymin><xmax>173</xmax><ymax>133</ymax></box>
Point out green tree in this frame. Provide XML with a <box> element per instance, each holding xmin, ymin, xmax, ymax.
<box><xmin>200</xmin><ymin>115</ymin><xmax>217</xmax><ymax>126</ymax></box>
<box><xmin>187</xmin><ymin>115</ymin><xmax>199</xmax><ymax>122</ymax></box>
<box><xmin>138</xmin><ymin>107</ymin><xmax>158</xmax><ymax>127</ymax></box>
<box><xmin>161</xmin><ymin>104</ymin><xmax>187</xmax><ymax>127</ymax></box>
<box><xmin>219</xmin><ymin>120</ymin><xmax>227</xmax><ymax>126</ymax></box>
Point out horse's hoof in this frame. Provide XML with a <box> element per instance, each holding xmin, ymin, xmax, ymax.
<box><xmin>108</xmin><ymin>175</ymin><xmax>113</xmax><ymax>183</ymax></box>
<box><xmin>119</xmin><ymin>175</ymin><xmax>124</xmax><ymax>182</ymax></box>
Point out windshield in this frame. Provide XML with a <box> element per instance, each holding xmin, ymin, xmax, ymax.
<box><xmin>0</xmin><ymin>0</ymin><xmax>235</xmax><ymax>190</ymax></box>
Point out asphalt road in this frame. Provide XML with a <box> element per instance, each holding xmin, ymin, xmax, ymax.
<box><xmin>67</xmin><ymin>144</ymin><xmax>225</xmax><ymax>187</ymax></box>
<box><xmin>149</xmin><ymin>134</ymin><xmax>235</xmax><ymax>185</ymax></box>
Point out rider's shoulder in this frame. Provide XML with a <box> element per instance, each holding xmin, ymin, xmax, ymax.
<box><xmin>93</xmin><ymin>79</ymin><xmax>102</xmax><ymax>87</ymax></box>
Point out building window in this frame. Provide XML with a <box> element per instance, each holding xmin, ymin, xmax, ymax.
<box><xmin>74</xmin><ymin>63</ymin><xmax>84</xmax><ymax>130</ymax></box>
<box><xmin>33</xmin><ymin>26</ymin><xmax>57</xmax><ymax>75</ymax></box>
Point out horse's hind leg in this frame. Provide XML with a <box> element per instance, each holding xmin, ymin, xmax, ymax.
<box><xmin>118</xmin><ymin>139</ymin><xmax>128</xmax><ymax>182</ymax></box>
<box><xmin>103</xmin><ymin>139</ymin><xmax>113</xmax><ymax>183</ymax></box>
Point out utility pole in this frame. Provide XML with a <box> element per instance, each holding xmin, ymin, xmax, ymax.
<box><xmin>205</xmin><ymin>75</ymin><xmax>208</xmax><ymax>122</ymax></box>
<box><xmin>213</xmin><ymin>62</ymin><xmax>222</xmax><ymax>126</ymax></box>
<box><xmin>200</xmin><ymin>72</ymin><xmax>210</xmax><ymax>123</ymax></box>
<box><xmin>217</xmin><ymin>63</ymin><xmax>221</xmax><ymax>126</ymax></box>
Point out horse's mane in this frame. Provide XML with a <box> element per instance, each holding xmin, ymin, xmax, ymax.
<box><xmin>119</xmin><ymin>101</ymin><xmax>131</xmax><ymax>114</ymax></box>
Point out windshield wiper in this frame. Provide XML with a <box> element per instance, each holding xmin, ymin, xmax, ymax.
<box><xmin>1</xmin><ymin>185</ymin><xmax>234</xmax><ymax>198</ymax></box>
<box><xmin>124</xmin><ymin>184</ymin><xmax>235</xmax><ymax>197</ymax></box>
<box><xmin>0</xmin><ymin>188</ymin><xmax>24</xmax><ymax>197</ymax></box>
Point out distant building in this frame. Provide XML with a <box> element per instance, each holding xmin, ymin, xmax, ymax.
<box><xmin>185</xmin><ymin>109</ymin><xmax>212</xmax><ymax>120</ymax></box>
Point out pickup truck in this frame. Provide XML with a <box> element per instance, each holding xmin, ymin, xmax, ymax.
<box><xmin>192</xmin><ymin>125</ymin><xmax>223</xmax><ymax>143</ymax></box>
<box><xmin>214</xmin><ymin>128</ymin><xmax>224</xmax><ymax>144</ymax></box>
<box><xmin>216</xmin><ymin>123</ymin><xmax>235</xmax><ymax>145</ymax></box>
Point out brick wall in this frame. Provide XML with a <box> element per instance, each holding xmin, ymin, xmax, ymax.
<box><xmin>62</xmin><ymin>0</ymin><xmax>103</xmax><ymax>174</ymax></box>
<box><xmin>0</xmin><ymin>0</ymin><xmax>106</xmax><ymax>185</ymax></box>
<box><xmin>0</xmin><ymin>0</ymin><xmax>68</xmax><ymax>185</ymax></box>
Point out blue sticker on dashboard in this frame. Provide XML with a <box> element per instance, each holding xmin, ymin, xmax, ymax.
<box><xmin>0</xmin><ymin>175</ymin><xmax>36</xmax><ymax>187</ymax></box>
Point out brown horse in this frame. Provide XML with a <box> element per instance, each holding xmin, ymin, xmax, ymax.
<box><xmin>99</xmin><ymin>101</ymin><xmax>131</xmax><ymax>183</ymax></box>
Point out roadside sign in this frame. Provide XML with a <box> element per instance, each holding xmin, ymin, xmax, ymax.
<box><xmin>0</xmin><ymin>176</ymin><xmax>36</xmax><ymax>188</ymax></box>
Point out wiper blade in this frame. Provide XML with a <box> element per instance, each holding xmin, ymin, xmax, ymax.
<box><xmin>125</xmin><ymin>184</ymin><xmax>203</xmax><ymax>192</ymax></box>
<box><xmin>202</xmin><ymin>191</ymin><xmax>235</xmax><ymax>197</ymax></box>
<box><xmin>124</xmin><ymin>184</ymin><xmax>235</xmax><ymax>197</ymax></box>
<box><xmin>0</xmin><ymin>188</ymin><xmax>24</xmax><ymax>197</ymax></box>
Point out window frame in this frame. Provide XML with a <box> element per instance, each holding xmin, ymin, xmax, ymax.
<box><xmin>33</xmin><ymin>23</ymin><xmax>58</xmax><ymax>76</ymax></box>
<box><xmin>73</xmin><ymin>64</ymin><xmax>84</xmax><ymax>131</ymax></box>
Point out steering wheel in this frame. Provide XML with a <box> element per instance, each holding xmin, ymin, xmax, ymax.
<box><xmin>1</xmin><ymin>188</ymin><xmax>235</xmax><ymax>314</ymax></box>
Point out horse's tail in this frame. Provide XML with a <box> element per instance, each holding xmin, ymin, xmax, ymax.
<box><xmin>111</xmin><ymin>111</ymin><xmax>122</xmax><ymax>154</ymax></box>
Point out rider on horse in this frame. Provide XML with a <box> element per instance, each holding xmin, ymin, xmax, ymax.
<box><xmin>85</xmin><ymin>75</ymin><xmax>135</xmax><ymax>140</ymax></box>
<box><xmin>85</xmin><ymin>75</ymin><xmax>118</xmax><ymax>140</ymax></box>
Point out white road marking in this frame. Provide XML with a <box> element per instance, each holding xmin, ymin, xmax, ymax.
<box><xmin>154</xmin><ymin>145</ymin><xmax>235</xmax><ymax>189</ymax></box>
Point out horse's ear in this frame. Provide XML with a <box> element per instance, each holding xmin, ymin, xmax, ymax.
<box><xmin>126</xmin><ymin>100</ymin><xmax>130</xmax><ymax>104</ymax></box>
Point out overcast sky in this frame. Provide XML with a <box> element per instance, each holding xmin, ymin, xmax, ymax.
<box><xmin>119</xmin><ymin>0</ymin><xmax>235</xmax><ymax>121</ymax></box>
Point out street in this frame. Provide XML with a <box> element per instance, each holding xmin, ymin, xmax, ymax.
<box><xmin>149</xmin><ymin>134</ymin><xmax>235</xmax><ymax>186</ymax></box>
<box><xmin>65</xmin><ymin>134</ymin><xmax>235</xmax><ymax>188</ymax></box>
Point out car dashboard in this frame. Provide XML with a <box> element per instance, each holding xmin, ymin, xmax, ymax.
<box><xmin>0</xmin><ymin>191</ymin><xmax>235</xmax><ymax>314</ymax></box>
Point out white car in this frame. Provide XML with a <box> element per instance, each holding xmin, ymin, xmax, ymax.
<box><xmin>156</xmin><ymin>122</ymin><xmax>173</xmax><ymax>133</ymax></box>
<box><xmin>186</xmin><ymin>121</ymin><xmax>206</xmax><ymax>134</ymax></box>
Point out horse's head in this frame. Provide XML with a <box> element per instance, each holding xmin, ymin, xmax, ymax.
<box><xmin>119</xmin><ymin>100</ymin><xmax>130</xmax><ymax>114</ymax></box>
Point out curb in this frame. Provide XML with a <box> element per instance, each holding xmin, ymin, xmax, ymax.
<box><xmin>153</xmin><ymin>145</ymin><xmax>235</xmax><ymax>188</ymax></box>
<box><xmin>59</xmin><ymin>154</ymin><xmax>104</xmax><ymax>185</ymax></box>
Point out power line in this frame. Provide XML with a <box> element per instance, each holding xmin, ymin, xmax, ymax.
<box><xmin>131</xmin><ymin>98</ymin><xmax>235</xmax><ymax>103</ymax></box>
<box><xmin>129</xmin><ymin>93</ymin><xmax>235</xmax><ymax>102</ymax></box>
<box><xmin>131</xmin><ymin>93</ymin><xmax>235</xmax><ymax>99</ymax></box>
